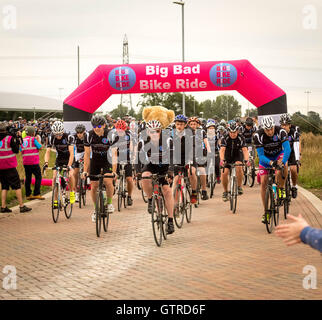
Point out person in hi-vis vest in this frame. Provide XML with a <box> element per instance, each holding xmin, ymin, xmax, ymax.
<box><xmin>21</xmin><ymin>126</ymin><xmax>45</xmax><ymax>200</ymax></box>
<box><xmin>0</xmin><ymin>122</ymin><xmax>32</xmax><ymax>213</ymax></box>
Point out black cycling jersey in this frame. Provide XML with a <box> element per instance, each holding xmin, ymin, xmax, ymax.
<box><xmin>137</xmin><ymin>132</ymin><xmax>173</xmax><ymax>167</ymax></box>
<box><xmin>253</xmin><ymin>126</ymin><xmax>288</xmax><ymax>157</ymax></box>
<box><xmin>220</xmin><ymin>133</ymin><xmax>246</xmax><ymax>160</ymax></box>
<box><xmin>70</xmin><ymin>132</ymin><xmax>88</xmax><ymax>154</ymax></box>
<box><xmin>47</xmin><ymin>133</ymin><xmax>71</xmax><ymax>161</ymax></box>
<box><xmin>286</xmin><ymin>125</ymin><xmax>300</xmax><ymax>150</ymax></box>
<box><xmin>84</xmin><ymin>129</ymin><xmax>113</xmax><ymax>164</ymax></box>
<box><xmin>111</xmin><ymin>130</ymin><xmax>132</xmax><ymax>163</ymax></box>
<box><xmin>239</xmin><ymin>124</ymin><xmax>257</xmax><ymax>145</ymax></box>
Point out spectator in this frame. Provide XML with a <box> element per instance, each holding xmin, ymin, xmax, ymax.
<box><xmin>21</xmin><ymin>126</ymin><xmax>45</xmax><ymax>200</ymax></box>
<box><xmin>275</xmin><ymin>214</ymin><xmax>322</xmax><ymax>253</ymax></box>
<box><xmin>0</xmin><ymin>122</ymin><xmax>32</xmax><ymax>213</ymax></box>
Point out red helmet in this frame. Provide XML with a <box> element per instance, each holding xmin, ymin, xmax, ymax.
<box><xmin>115</xmin><ymin>120</ymin><xmax>128</xmax><ymax>131</ymax></box>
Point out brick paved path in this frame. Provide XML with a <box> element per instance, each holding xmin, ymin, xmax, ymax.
<box><xmin>0</xmin><ymin>183</ymin><xmax>321</xmax><ymax>300</ymax></box>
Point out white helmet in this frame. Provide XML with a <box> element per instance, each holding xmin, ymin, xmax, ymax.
<box><xmin>261</xmin><ymin>116</ymin><xmax>275</xmax><ymax>130</ymax></box>
<box><xmin>146</xmin><ymin>120</ymin><xmax>162</xmax><ymax>130</ymax></box>
<box><xmin>51</xmin><ymin>121</ymin><xmax>64</xmax><ymax>134</ymax></box>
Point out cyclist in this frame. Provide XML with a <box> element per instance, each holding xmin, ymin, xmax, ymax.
<box><xmin>44</xmin><ymin>121</ymin><xmax>76</xmax><ymax>207</ymax></box>
<box><xmin>70</xmin><ymin>124</ymin><xmax>88</xmax><ymax>202</ymax></box>
<box><xmin>279</xmin><ymin>113</ymin><xmax>301</xmax><ymax>198</ymax></box>
<box><xmin>220</xmin><ymin>121</ymin><xmax>249</xmax><ymax>201</ymax></box>
<box><xmin>171</xmin><ymin>114</ymin><xmax>198</xmax><ymax>205</ymax></box>
<box><xmin>137</xmin><ymin>120</ymin><xmax>175</xmax><ymax>235</ymax></box>
<box><xmin>111</xmin><ymin>119</ymin><xmax>134</xmax><ymax>206</ymax></box>
<box><xmin>206</xmin><ymin>119</ymin><xmax>221</xmax><ymax>184</ymax></box>
<box><xmin>239</xmin><ymin>117</ymin><xmax>257</xmax><ymax>159</ymax></box>
<box><xmin>253</xmin><ymin>116</ymin><xmax>291</xmax><ymax>223</ymax></box>
<box><xmin>83</xmin><ymin>115</ymin><xmax>117</xmax><ymax>222</ymax></box>
<box><xmin>187</xmin><ymin>117</ymin><xmax>209</xmax><ymax>201</ymax></box>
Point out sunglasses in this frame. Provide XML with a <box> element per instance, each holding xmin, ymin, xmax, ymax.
<box><xmin>93</xmin><ymin>125</ymin><xmax>102</xmax><ymax>129</ymax></box>
<box><xmin>149</xmin><ymin>129</ymin><xmax>161</xmax><ymax>134</ymax></box>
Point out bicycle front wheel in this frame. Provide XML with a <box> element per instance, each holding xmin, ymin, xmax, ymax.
<box><xmin>64</xmin><ymin>189</ymin><xmax>73</xmax><ymax>219</ymax></box>
<box><xmin>232</xmin><ymin>177</ymin><xmax>238</xmax><ymax>214</ymax></box>
<box><xmin>117</xmin><ymin>177</ymin><xmax>123</xmax><ymax>212</ymax></box>
<box><xmin>95</xmin><ymin>191</ymin><xmax>103</xmax><ymax>237</ymax></box>
<box><xmin>264</xmin><ymin>187</ymin><xmax>275</xmax><ymax>234</ymax></box>
<box><xmin>247</xmin><ymin>163</ymin><xmax>255</xmax><ymax>187</ymax></box>
<box><xmin>185</xmin><ymin>187</ymin><xmax>192</xmax><ymax>223</ymax></box>
<box><xmin>173</xmin><ymin>186</ymin><xmax>185</xmax><ymax>229</ymax></box>
<box><xmin>151</xmin><ymin>196</ymin><xmax>163</xmax><ymax>247</ymax></box>
<box><xmin>52</xmin><ymin>183</ymin><xmax>60</xmax><ymax>223</ymax></box>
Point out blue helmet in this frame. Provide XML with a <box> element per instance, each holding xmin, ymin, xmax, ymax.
<box><xmin>175</xmin><ymin>114</ymin><xmax>188</xmax><ymax>123</ymax></box>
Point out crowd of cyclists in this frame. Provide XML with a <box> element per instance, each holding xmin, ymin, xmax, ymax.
<box><xmin>0</xmin><ymin>111</ymin><xmax>301</xmax><ymax>241</ymax></box>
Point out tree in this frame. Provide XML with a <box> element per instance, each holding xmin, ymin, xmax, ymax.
<box><xmin>244</xmin><ymin>108</ymin><xmax>258</xmax><ymax>118</ymax></box>
<box><xmin>137</xmin><ymin>92</ymin><xmax>203</xmax><ymax>117</ymax></box>
<box><xmin>109</xmin><ymin>104</ymin><xmax>129</xmax><ymax>119</ymax></box>
<box><xmin>292</xmin><ymin>112</ymin><xmax>321</xmax><ymax>134</ymax></box>
<box><xmin>200</xmin><ymin>95</ymin><xmax>241</xmax><ymax>120</ymax></box>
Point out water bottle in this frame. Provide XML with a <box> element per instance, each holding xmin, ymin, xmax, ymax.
<box><xmin>272</xmin><ymin>183</ymin><xmax>277</xmax><ymax>198</ymax></box>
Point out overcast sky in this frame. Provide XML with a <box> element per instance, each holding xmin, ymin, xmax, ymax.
<box><xmin>0</xmin><ymin>0</ymin><xmax>321</xmax><ymax>116</ymax></box>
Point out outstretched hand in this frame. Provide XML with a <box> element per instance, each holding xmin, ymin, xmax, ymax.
<box><xmin>275</xmin><ymin>214</ymin><xmax>309</xmax><ymax>246</ymax></box>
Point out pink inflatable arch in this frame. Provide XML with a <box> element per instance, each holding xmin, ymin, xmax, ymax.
<box><xmin>63</xmin><ymin>60</ymin><xmax>286</xmax><ymax>128</ymax></box>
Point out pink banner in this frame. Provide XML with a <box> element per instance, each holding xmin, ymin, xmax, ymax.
<box><xmin>64</xmin><ymin>59</ymin><xmax>286</xmax><ymax>114</ymax></box>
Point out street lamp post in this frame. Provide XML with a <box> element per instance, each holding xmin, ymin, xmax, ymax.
<box><xmin>304</xmin><ymin>90</ymin><xmax>311</xmax><ymax>115</ymax></box>
<box><xmin>173</xmin><ymin>1</ymin><xmax>185</xmax><ymax>115</ymax></box>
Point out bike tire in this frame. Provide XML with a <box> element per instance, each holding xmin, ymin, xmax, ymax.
<box><xmin>232</xmin><ymin>177</ymin><xmax>238</xmax><ymax>214</ymax></box>
<box><xmin>117</xmin><ymin>177</ymin><xmax>123</xmax><ymax>212</ymax></box>
<box><xmin>102</xmin><ymin>193</ymin><xmax>109</xmax><ymax>233</ymax></box>
<box><xmin>64</xmin><ymin>189</ymin><xmax>73</xmax><ymax>219</ymax></box>
<box><xmin>82</xmin><ymin>179</ymin><xmax>87</xmax><ymax>206</ymax></box>
<box><xmin>151</xmin><ymin>196</ymin><xmax>163</xmax><ymax>247</ymax></box>
<box><xmin>79</xmin><ymin>176</ymin><xmax>82</xmax><ymax>209</ymax></box>
<box><xmin>264</xmin><ymin>187</ymin><xmax>275</xmax><ymax>234</ymax></box>
<box><xmin>161</xmin><ymin>195</ymin><xmax>168</xmax><ymax>240</ymax></box>
<box><xmin>284</xmin><ymin>176</ymin><xmax>291</xmax><ymax>219</ymax></box>
<box><xmin>95</xmin><ymin>191</ymin><xmax>103</xmax><ymax>237</ymax></box>
<box><xmin>210</xmin><ymin>174</ymin><xmax>215</xmax><ymax>198</ymax></box>
<box><xmin>247</xmin><ymin>163</ymin><xmax>255</xmax><ymax>187</ymax></box>
<box><xmin>243</xmin><ymin>167</ymin><xmax>247</xmax><ymax>186</ymax></box>
<box><xmin>185</xmin><ymin>187</ymin><xmax>192</xmax><ymax>223</ymax></box>
<box><xmin>173</xmin><ymin>186</ymin><xmax>185</xmax><ymax>229</ymax></box>
<box><xmin>141</xmin><ymin>188</ymin><xmax>148</xmax><ymax>203</ymax></box>
<box><xmin>52</xmin><ymin>183</ymin><xmax>60</xmax><ymax>223</ymax></box>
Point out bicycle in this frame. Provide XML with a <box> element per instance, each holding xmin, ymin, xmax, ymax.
<box><xmin>173</xmin><ymin>165</ymin><xmax>193</xmax><ymax>228</ymax></box>
<box><xmin>116</xmin><ymin>163</ymin><xmax>128</xmax><ymax>212</ymax></box>
<box><xmin>222</xmin><ymin>163</ymin><xmax>245</xmax><ymax>214</ymax></box>
<box><xmin>142</xmin><ymin>174</ymin><xmax>169</xmax><ymax>247</ymax></box>
<box><xmin>263</xmin><ymin>166</ymin><xmax>285</xmax><ymax>234</ymax></box>
<box><xmin>135</xmin><ymin>172</ymin><xmax>148</xmax><ymax>203</ymax></box>
<box><xmin>45</xmin><ymin>166</ymin><xmax>73</xmax><ymax>223</ymax></box>
<box><xmin>77</xmin><ymin>158</ymin><xmax>88</xmax><ymax>208</ymax></box>
<box><xmin>207</xmin><ymin>154</ymin><xmax>217</xmax><ymax>198</ymax></box>
<box><xmin>88</xmin><ymin>170</ymin><xmax>115</xmax><ymax>238</ymax></box>
<box><xmin>195</xmin><ymin>169</ymin><xmax>202</xmax><ymax>208</ymax></box>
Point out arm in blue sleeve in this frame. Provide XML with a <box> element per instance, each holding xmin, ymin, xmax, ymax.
<box><xmin>256</xmin><ymin>147</ymin><xmax>271</xmax><ymax>166</ymax></box>
<box><xmin>34</xmin><ymin>139</ymin><xmax>42</xmax><ymax>149</ymax></box>
<box><xmin>282</xmin><ymin>140</ymin><xmax>291</xmax><ymax>165</ymax></box>
<box><xmin>300</xmin><ymin>226</ymin><xmax>322</xmax><ymax>253</ymax></box>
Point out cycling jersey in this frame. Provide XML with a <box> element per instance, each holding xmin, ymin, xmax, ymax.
<box><xmin>70</xmin><ymin>132</ymin><xmax>89</xmax><ymax>162</ymax></box>
<box><xmin>84</xmin><ymin>129</ymin><xmax>113</xmax><ymax>164</ymax></box>
<box><xmin>253</xmin><ymin>126</ymin><xmax>291</xmax><ymax>166</ymax></box>
<box><xmin>287</xmin><ymin>125</ymin><xmax>301</xmax><ymax>165</ymax></box>
<box><xmin>239</xmin><ymin>124</ymin><xmax>257</xmax><ymax>145</ymax></box>
<box><xmin>47</xmin><ymin>133</ymin><xmax>71</xmax><ymax>162</ymax></box>
<box><xmin>111</xmin><ymin>130</ymin><xmax>132</xmax><ymax>163</ymax></box>
<box><xmin>220</xmin><ymin>133</ymin><xmax>246</xmax><ymax>163</ymax></box>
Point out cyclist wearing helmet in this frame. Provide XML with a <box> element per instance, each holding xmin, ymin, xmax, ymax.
<box><xmin>253</xmin><ymin>116</ymin><xmax>291</xmax><ymax>223</ymax></box>
<box><xmin>279</xmin><ymin>113</ymin><xmax>301</xmax><ymax>198</ymax></box>
<box><xmin>111</xmin><ymin>120</ymin><xmax>134</xmax><ymax>206</ymax></box>
<box><xmin>44</xmin><ymin>121</ymin><xmax>76</xmax><ymax>206</ymax></box>
<box><xmin>171</xmin><ymin>114</ymin><xmax>198</xmax><ymax>205</ymax></box>
<box><xmin>239</xmin><ymin>117</ymin><xmax>257</xmax><ymax>162</ymax></box>
<box><xmin>70</xmin><ymin>124</ymin><xmax>88</xmax><ymax>202</ymax></box>
<box><xmin>220</xmin><ymin>121</ymin><xmax>249</xmax><ymax>201</ymax></box>
<box><xmin>83</xmin><ymin>114</ymin><xmax>117</xmax><ymax>221</ymax></box>
<box><xmin>206</xmin><ymin>119</ymin><xmax>221</xmax><ymax>184</ymax></box>
<box><xmin>137</xmin><ymin>119</ymin><xmax>175</xmax><ymax>235</ymax></box>
<box><xmin>187</xmin><ymin>117</ymin><xmax>210</xmax><ymax>201</ymax></box>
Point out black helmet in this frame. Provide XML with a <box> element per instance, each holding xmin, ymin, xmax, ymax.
<box><xmin>279</xmin><ymin>113</ymin><xmax>292</xmax><ymax>125</ymax></box>
<box><xmin>75</xmin><ymin>124</ymin><xmax>86</xmax><ymax>133</ymax></box>
<box><xmin>245</xmin><ymin>117</ymin><xmax>254</xmax><ymax>126</ymax></box>
<box><xmin>91</xmin><ymin>114</ymin><xmax>106</xmax><ymax>127</ymax></box>
<box><xmin>228</xmin><ymin>120</ymin><xmax>238</xmax><ymax>132</ymax></box>
<box><xmin>234</xmin><ymin>117</ymin><xmax>241</xmax><ymax>123</ymax></box>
